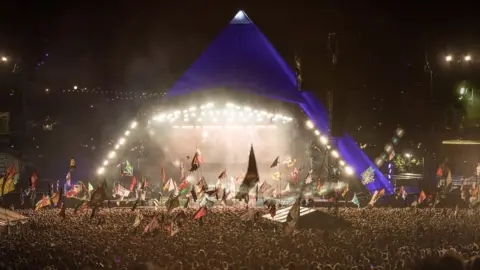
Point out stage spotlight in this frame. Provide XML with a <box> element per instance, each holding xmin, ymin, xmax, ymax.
<box><xmin>344</xmin><ymin>166</ymin><xmax>354</xmax><ymax>175</ymax></box>
<box><xmin>118</xmin><ymin>137</ymin><xmax>126</xmax><ymax>145</ymax></box>
<box><xmin>189</xmin><ymin>106</ymin><xmax>196</xmax><ymax>111</ymax></box>
<box><xmin>125</xmin><ymin>130</ymin><xmax>130</xmax><ymax>136</ymax></box>
<box><xmin>320</xmin><ymin>136</ymin><xmax>328</xmax><ymax>145</ymax></box>
<box><xmin>314</xmin><ymin>130</ymin><xmax>320</xmax><ymax>136</ymax></box>
<box><xmin>306</xmin><ymin>120</ymin><xmax>314</xmax><ymax>129</ymax></box>
<box><xmin>130</xmin><ymin>121</ymin><xmax>138</xmax><ymax>129</ymax></box>
<box><xmin>97</xmin><ymin>167</ymin><xmax>105</xmax><ymax>175</ymax></box>
<box><xmin>114</xmin><ymin>144</ymin><xmax>120</xmax><ymax>150</ymax></box>
<box><xmin>339</xmin><ymin>160</ymin><xmax>346</xmax><ymax>166</ymax></box>
<box><xmin>103</xmin><ymin>160</ymin><xmax>109</xmax><ymax>166</ymax></box>
<box><xmin>108</xmin><ymin>151</ymin><xmax>116</xmax><ymax>159</ymax></box>
<box><xmin>331</xmin><ymin>150</ymin><xmax>339</xmax><ymax>158</ymax></box>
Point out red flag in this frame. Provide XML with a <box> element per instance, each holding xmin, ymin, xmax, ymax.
<box><xmin>130</xmin><ymin>176</ymin><xmax>137</xmax><ymax>192</ymax></box>
<box><xmin>193</xmin><ymin>206</ymin><xmax>207</xmax><ymax>220</ymax></box>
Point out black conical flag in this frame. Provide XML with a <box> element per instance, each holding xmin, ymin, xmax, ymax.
<box><xmin>236</xmin><ymin>145</ymin><xmax>259</xmax><ymax>201</ymax></box>
<box><xmin>270</xmin><ymin>156</ymin><xmax>279</xmax><ymax>168</ymax></box>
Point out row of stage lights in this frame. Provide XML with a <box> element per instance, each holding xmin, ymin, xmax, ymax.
<box><xmin>96</xmin><ymin>121</ymin><xmax>138</xmax><ymax>175</ymax></box>
<box><xmin>151</xmin><ymin>102</ymin><xmax>294</xmax><ymax>125</ymax></box>
<box><xmin>96</xmin><ymin>102</ymin><xmax>354</xmax><ymax>177</ymax></box>
<box><xmin>304</xmin><ymin>120</ymin><xmax>355</xmax><ymax>176</ymax></box>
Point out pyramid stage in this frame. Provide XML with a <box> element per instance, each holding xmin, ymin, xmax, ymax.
<box><xmin>97</xmin><ymin>11</ymin><xmax>394</xmax><ymax>197</ymax></box>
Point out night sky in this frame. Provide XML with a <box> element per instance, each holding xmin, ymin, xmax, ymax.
<box><xmin>1</xmin><ymin>1</ymin><xmax>480</xmax><ymax>176</ymax></box>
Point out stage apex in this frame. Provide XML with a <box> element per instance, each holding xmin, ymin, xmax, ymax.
<box><xmin>230</xmin><ymin>10</ymin><xmax>252</xmax><ymax>24</ymax></box>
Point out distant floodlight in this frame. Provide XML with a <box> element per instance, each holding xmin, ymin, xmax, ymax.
<box><xmin>331</xmin><ymin>150</ymin><xmax>340</xmax><ymax>158</ymax></box>
<box><xmin>114</xmin><ymin>144</ymin><xmax>120</xmax><ymax>150</ymax></box>
<box><xmin>344</xmin><ymin>166</ymin><xmax>354</xmax><ymax>175</ymax></box>
<box><xmin>97</xmin><ymin>167</ymin><xmax>105</xmax><ymax>175</ymax></box>
<box><xmin>103</xmin><ymin>160</ymin><xmax>109</xmax><ymax>166</ymax></box>
<box><xmin>445</xmin><ymin>55</ymin><xmax>453</xmax><ymax>62</ymax></box>
<box><xmin>125</xmin><ymin>130</ymin><xmax>130</xmax><ymax>136</ymax></box>
<box><xmin>1</xmin><ymin>56</ymin><xmax>7</xmax><ymax>62</ymax></box>
<box><xmin>130</xmin><ymin>121</ymin><xmax>138</xmax><ymax>129</ymax></box>
<box><xmin>306</xmin><ymin>120</ymin><xmax>314</xmax><ymax>129</ymax></box>
<box><xmin>118</xmin><ymin>137</ymin><xmax>126</xmax><ymax>145</ymax></box>
<box><xmin>404</xmin><ymin>153</ymin><xmax>412</xmax><ymax>158</ymax></box>
<box><xmin>320</xmin><ymin>136</ymin><xmax>328</xmax><ymax>145</ymax></box>
<box><xmin>314</xmin><ymin>130</ymin><xmax>320</xmax><ymax>136</ymax></box>
<box><xmin>395</xmin><ymin>128</ymin><xmax>404</xmax><ymax>138</ymax></box>
<box><xmin>73</xmin><ymin>85</ymin><xmax>78</xmax><ymax>90</ymax></box>
<box><xmin>465</xmin><ymin>55</ymin><xmax>472</xmax><ymax>62</ymax></box>
<box><xmin>339</xmin><ymin>160</ymin><xmax>346</xmax><ymax>166</ymax></box>
<box><xmin>108</xmin><ymin>151</ymin><xmax>116</xmax><ymax>159</ymax></box>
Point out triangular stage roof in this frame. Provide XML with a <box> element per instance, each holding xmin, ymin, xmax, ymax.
<box><xmin>166</xmin><ymin>10</ymin><xmax>393</xmax><ymax>194</ymax></box>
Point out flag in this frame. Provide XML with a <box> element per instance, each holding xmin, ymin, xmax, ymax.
<box><xmin>51</xmin><ymin>191</ymin><xmax>61</xmax><ymax>206</ymax></box>
<box><xmin>418</xmin><ymin>190</ymin><xmax>426</xmax><ymax>204</ymax></box>
<box><xmin>65</xmin><ymin>172</ymin><xmax>71</xmax><ymax>186</ymax></box>
<box><xmin>1</xmin><ymin>164</ymin><xmax>17</xmax><ymax>196</ymax></box>
<box><xmin>236</xmin><ymin>145</ymin><xmax>260</xmax><ymax>201</ymax></box>
<box><xmin>351</xmin><ymin>193</ymin><xmax>360</xmax><ymax>208</ymax></box>
<box><xmin>129</xmin><ymin>176</ymin><xmax>137</xmax><ymax>192</ymax></box>
<box><xmin>166</xmin><ymin>194</ymin><xmax>180</xmax><ymax>213</ymax></box>
<box><xmin>114</xmin><ymin>184</ymin><xmax>130</xmax><ymax>198</ymax></box>
<box><xmin>69</xmin><ymin>158</ymin><xmax>76</xmax><ymax>170</ymax></box>
<box><xmin>143</xmin><ymin>216</ymin><xmax>159</xmax><ymax>234</ymax></box>
<box><xmin>368</xmin><ymin>188</ymin><xmax>385</xmax><ymax>207</ymax></box>
<box><xmin>178</xmin><ymin>179</ymin><xmax>190</xmax><ymax>196</ymax></box>
<box><xmin>189</xmin><ymin>151</ymin><xmax>201</xmax><ymax>172</ymax></box>
<box><xmin>446</xmin><ymin>171</ymin><xmax>453</xmax><ymax>191</ymax></box>
<box><xmin>133</xmin><ymin>213</ymin><xmax>143</xmax><ymax>227</ymax></box>
<box><xmin>283</xmin><ymin>183</ymin><xmax>291</xmax><ymax>193</ymax></box>
<box><xmin>191</xmin><ymin>188</ymin><xmax>197</xmax><ymax>202</ymax></box>
<box><xmin>193</xmin><ymin>206</ymin><xmax>207</xmax><ymax>220</ymax></box>
<box><xmin>270</xmin><ymin>156</ymin><xmax>279</xmax><ymax>168</ymax></box>
<box><xmin>35</xmin><ymin>195</ymin><xmax>51</xmax><ymax>211</ymax></box>
<box><xmin>161</xmin><ymin>167</ymin><xmax>166</xmax><ymax>186</ymax></box>
<box><xmin>30</xmin><ymin>171</ymin><xmax>39</xmax><ymax>190</ymax></box>
<box><xmin>284</xmin><ymin>198</ymin><xmax>300</xmax><ymax>236</ymax></box>
<box><xmin>90</xmin><ymin>183</ymin><xmax>106</xmax><ymax>207</ymax></box>
<box><xmin>122</xmin><ymin>160</ymin><xmax>133</xmax><ymax>176</ymax></box>
<box><xmin>88</xmin><ymin>183</ymin><xmax>94</xmax><ymax>192</ymax></box>
<box><xmin>218</xmin><ymin>169</ymin><xmax>226</xmax><ymax>179</ymax></box>
<box><xmin>305</xmin><ymin>170</ymin><xmax>313</xmax><ymax>184</ymax></box>
<box><xmin>342</xmin><ymin>184</ymin><xmax>349</xmax><ymax>197</ymax></box>
<box><xmin>131</xmin><ymin>197</ymin><xmax>140</xmax><ymax>211</ymax></box>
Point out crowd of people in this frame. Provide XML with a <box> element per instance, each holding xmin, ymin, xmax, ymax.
<box><xmin>1</xmin><ymin>206</ymin><xmax>480</xmax><ymax>269</ymax></box>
